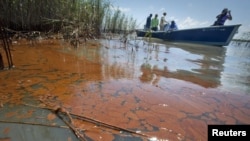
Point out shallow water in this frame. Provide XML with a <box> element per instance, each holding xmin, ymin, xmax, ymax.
<box><xmin>98</xmin><ymin>38</ymin><xmax>250</xmax><ymax>95</ymax></box>
<box><xmin>220</xmin><ymin>41</ymin><xmax>250</xmax><ymax>94</ymax></box>
<box><xmin>0</xmin><ymin>38</ymin><xmax>249</xmax><ymax>141</ymax></box>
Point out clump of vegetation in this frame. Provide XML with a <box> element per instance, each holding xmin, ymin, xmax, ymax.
<box><xmin>0</xmin><ymin>0</ymin><xmax>137</xmax><ymax>40</ymax></box>
<box><xmin>103</xmin><ymin>7</ymin><xmax>137</xmax><ymax>34</ymax></box>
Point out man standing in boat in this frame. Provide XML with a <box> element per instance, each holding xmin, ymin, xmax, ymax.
<box><xmin>160</xmin><ymin>12</ymin><xmax>168</xmax><ymax>31</ymax></box>
<box><xmin>145</xmin><ymin>14</ymin><xmax>153</xmax><ymax>30</ymax></box>
<box><xmin>151</xmin><ymin>14</ymin><xmax>159</xmax><ymax>31</ymax></box>
<box><xmin>213</xmin><ymin>8</ymin><xmax>232</xmax><ymax>26</ymax></box>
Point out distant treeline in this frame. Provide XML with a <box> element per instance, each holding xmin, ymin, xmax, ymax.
<box><xmin>238</xmin><ymin>32</ymin><xmax>250</xmax><ymax>41</ymax></box>
<box><xmin>231</xmin><ymin>32</ymin><xmax>250</xmax><ymax>47</ymax></box>
<box><xmin>0</xmin><ymin>0</ymin><xmax>137</xmax><ymax>37</ymax></box>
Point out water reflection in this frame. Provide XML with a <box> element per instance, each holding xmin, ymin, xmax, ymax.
<box><xmin>98</xmin><ymin>39</ymin><xmax>226</xmax><ymax>88</ymax></box>
<box><xmin>142</xmin><ymin>42</ymin><xmax>226</xmax><ymax>88</ymax></box>
<box><xmin>68</xmin><ymin>38</ymin><xmax>249</xmax><ymax>94</ymax></box>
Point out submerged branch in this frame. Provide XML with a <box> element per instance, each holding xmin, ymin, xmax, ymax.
<box><xmin>24</xmin><ymin>103</ymin><xmax>151</xmax><ymax>139</ymax></box>
<box><xmin>55</xmin><ymin>108</ymin><xmax>87</xmax><ymax>141</ymax></box>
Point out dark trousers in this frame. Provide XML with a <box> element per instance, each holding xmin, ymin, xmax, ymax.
<box><xmin>213</xmin><ymin>21</ymin><xmax>224</xmax><ymax>26</ymax></box>
<box><xmin>151</xmin><ymin>27</ymin><xmax>158</xmax><ymax>31</ymax></box>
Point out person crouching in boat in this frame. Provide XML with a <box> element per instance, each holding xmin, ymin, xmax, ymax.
<box><xmin>213</xmin><ymin>8</ymin><xmax>232</xmax><ymax>26</ymax></box>
<box><xmin>168</xmin><ymin>20</ymin><xmax>178</xmax><ymax>31</ymax></box>
<box><xmin>151</xmin><ymin>14</ymin><xmax>159</xmax><ymax>31</ymax></box>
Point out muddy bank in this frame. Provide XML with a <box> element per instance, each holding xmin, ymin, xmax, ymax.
<box><xmin>0</xmin><ymin>38</ymin><xmax>250</xmax><ymax>141</ymax></box>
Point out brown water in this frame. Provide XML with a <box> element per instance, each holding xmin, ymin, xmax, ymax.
<box><xmin>0</xmin><ymin>37</ymin><xmax>249</xmax><ymax>141</ymax></box>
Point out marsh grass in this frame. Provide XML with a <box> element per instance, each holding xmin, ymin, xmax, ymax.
<box><xmin>0</xmin><ymin>0</ymin><xmax>137</xmax><ymax>41</ymax></box>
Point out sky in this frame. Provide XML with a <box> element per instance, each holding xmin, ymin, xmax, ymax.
<box><xmin>111</xmin><ymin>0</ymin><xmax>250</xmax><ymax>38</ymax></box>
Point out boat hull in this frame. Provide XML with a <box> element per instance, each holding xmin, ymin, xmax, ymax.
<box><xmin>136</xmin><ymin>24</ymin><xmax>241</xmax><ymax>46</ymax></box>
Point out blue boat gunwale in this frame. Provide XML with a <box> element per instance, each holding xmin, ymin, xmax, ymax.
<box><xmin>136</xmin><ymin>24</ymin><xmax>242</xmax><ymax>33</ymax></box>
<box><xmin>136</xmin><ymin>24</ymin><xmax>242</xmax><ymax>46</ymax></box>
